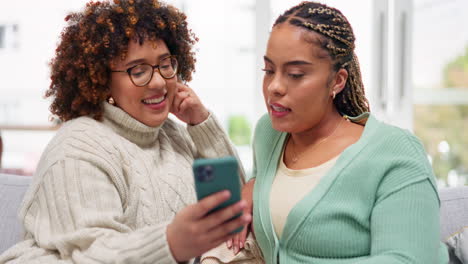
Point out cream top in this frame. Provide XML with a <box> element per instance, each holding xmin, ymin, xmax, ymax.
<box><xmin>270</xmin><ymin>151</ymin><xmax>339</xmax><ymax>238</ymax></box>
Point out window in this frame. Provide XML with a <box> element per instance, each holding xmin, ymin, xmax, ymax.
<box><xmin>412</xmin><ymin>0</ymin><xmax>468</xmax><ymax>186</ymax></box>
<box><xmin>180</xmin><ymin>0</ymin><xmax>257</xmax><ymax>176</ymax></box>
<box><xmin>0</xmin><ymin>24</ymin><xmax>19</xmax><ymax>50</ymax></box>
<box><xmin>0</xmin><ymin>25</ymin><xmax>5</xmax><ymax>49</ymax></box>
<box><xmin>1</xmin><ymin>0</ymin><xmax>465</xmax><ymax>183</ymax></box>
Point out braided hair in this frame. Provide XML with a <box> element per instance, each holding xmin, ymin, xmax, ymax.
<box><xmin>274</xmin><ymin>1</ymin><xmax>370</xmax><ymax>116</ymax></box>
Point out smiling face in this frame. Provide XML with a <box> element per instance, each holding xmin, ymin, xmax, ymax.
<box><xmin>262</xmin><ymin>23</ymin><xmax>347</xmax><ymax>133</ymax></box>
<box><xmin>109</xmin><ymin>39</ymin><xmax>177</xmax><ymax>127</ymax></box>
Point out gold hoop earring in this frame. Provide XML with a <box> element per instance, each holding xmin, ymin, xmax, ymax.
<box><xmin>108</xmin><ymin>97</ymin><xmax>115</xmax><ymax>105</ymax></box>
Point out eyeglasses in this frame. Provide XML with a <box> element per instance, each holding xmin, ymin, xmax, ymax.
<box><xmin>111</xmin><ymin>55</ymin><xmax>178</xmax><ymax>87</ymax></box>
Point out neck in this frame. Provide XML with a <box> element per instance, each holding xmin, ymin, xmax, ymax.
<box><xmin>102</xmin><ymin>102</ymin><xmax>162</xmax><ymax>147</ymax></box>
<box><xmin>290</xmin><ymin>110</ymin><xmax>343</xmax><ymax>148</ymax></box>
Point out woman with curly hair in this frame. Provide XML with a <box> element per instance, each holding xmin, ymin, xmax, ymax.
<box><xmin>0</xmin><ymin>0</ymin><xmax>250</xmax><ymax>263</ymax></box>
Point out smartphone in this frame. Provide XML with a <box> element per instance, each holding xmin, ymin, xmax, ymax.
<box><xmin>192</xmin><ymin>156</ymin><xmax>243</xmax><ymax>233</ymax></box>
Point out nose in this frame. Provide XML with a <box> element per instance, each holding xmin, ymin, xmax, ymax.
<box><xmin>267</xmin><ymin>74</ymin><xmax>287</xmax><ymax>97</ymax></box>
<box><xmin>147</xmin><ymin>70</ymin><xmax>166</xmax><ymax>90</ymax></box>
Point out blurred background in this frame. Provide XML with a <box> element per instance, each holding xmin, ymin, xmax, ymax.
<box><xmin>0</xmin><ymin>0</ymin><xmax>467</xmax><ymax>186</ymax></box>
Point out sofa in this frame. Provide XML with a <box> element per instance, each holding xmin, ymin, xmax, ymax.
<box><xmin>440</xmin><ymin>186</ymin><xmax>468</xmax><ymax>263</ymax></box>
<box><xmin>0</xmin><ymin>173</ymin><xmax>32</xmax><ymax>255</ymax></box>
<box><xmin>1</xmin><ymin>173</ymin><xmax>467</xmax><ymax>262</ymax></box>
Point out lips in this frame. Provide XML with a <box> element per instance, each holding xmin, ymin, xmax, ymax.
<box><xmin>270</xmin><ymin>102</ymin><xmax>291</xmax><ymax>112</ymax></box>
<box><xmin>269</xmin><ymin>102</ymin><xmax>291</xmax><ymax>118</ymax></box>
<box><xmin>142</xmin><ymin>94</ymin><xmax>166</xmax><ymax>104</ymax></box>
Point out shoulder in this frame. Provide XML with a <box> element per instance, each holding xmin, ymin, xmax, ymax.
<box><xmin>37</xmin><ymin>117</ymin><xmax>120</xmax><ymax>171</ymax></box>
<box><xmin>362</xmin><ymin>115</ymin><xmax>438</xmax><ymax>193</ymax></box>
<box><xmin>367</xmin><ymin>116</ymin><xmax>428</xmax><ymax>160</ymax></box>
<box><xmin>54</xmin><ymin>116</ymin><xmax>115</xmax><ymax>151</ymax></box>
<box><xmin>31</xmin><ymin>116</ymin><xmax>128</xmax><ymax>200</ymax></box>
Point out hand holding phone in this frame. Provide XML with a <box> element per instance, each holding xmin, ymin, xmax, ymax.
<box><xmin>193</xmin><ymin>156</ymin><xmax>243</xmax><ymax>233</ymax></box>
<box><xmin>166</xmin><ymin>189</ymin><xmax>251</xmax><ymax>262</ymax></box>
<box><xmin>166</xmin><ymin>158</ymin><xmax>249</xmax><ymax>262</ymax></box>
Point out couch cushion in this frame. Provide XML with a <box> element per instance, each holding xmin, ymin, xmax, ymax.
<box><xmin>440</xmin><ymin>186</ymin><xmax>468</xmax><ymax>240</ymax></box>
<box><xmin>0</xmin><ymin>173</ymin><xmax>32</xmax><ymax>254</ymax></box>
<box><xmin>446</xmin><ymin>227</ymin><xmax>468</xmax><ymax>264</ymax></box>
<box><xmin>439</xmin><ymin>186</ymin><xmax>468</xmax><ymax>264</ymax></box>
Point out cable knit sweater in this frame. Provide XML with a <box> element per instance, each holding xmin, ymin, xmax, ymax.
<box><xmin>0</xmin><ymin>102</ymin><xmax>244</xmax><ymax>264</ymax></box>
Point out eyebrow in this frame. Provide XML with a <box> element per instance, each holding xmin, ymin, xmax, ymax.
<box><xmin>263</xmin><ymin>56</ymin><xmax>313</xmax><ymax>67</ymax></box>
<box><xmin>124</xmin><ymin>52</ymin><xmax>171</xmax><ymax>67</ymax></box>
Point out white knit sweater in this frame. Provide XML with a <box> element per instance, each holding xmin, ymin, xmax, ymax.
<box><xmin>0</xmin><ymin>103</ymin><xmax>244</xmax><ymax>264</ymax></box>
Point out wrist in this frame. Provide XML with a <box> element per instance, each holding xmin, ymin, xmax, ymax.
<box><xmin>166</xmin><ymin>224</ymin><xmax>183</xmax><ymax>262</ymax></box>
<box><xmin>190</xmin><ymin>109</ymin><xmax>210</xmax><ymax>126</ymax></box>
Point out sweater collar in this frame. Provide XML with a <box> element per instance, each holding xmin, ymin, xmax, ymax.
<box><xmin>101</xmin><ymin>102</ymin><xmax>162</xmax><ymax>147</ymax></box>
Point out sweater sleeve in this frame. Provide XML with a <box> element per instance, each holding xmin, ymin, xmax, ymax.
<box><xmin>187</xmin><ymin>113</ymin><xmax>246</xmax><ymax>184</ymax></box>
<box><xmin>355</xmin><ymin>178</ymin><xmax>445</xmax><ymax>264</ymax></box>
<box><xmin>0</xmin><ymin>158</ymin><xmax>178</xmax><ymax>264</ymax></box>
<box><xmin>354</xmin><ymin>130</ymin><xmax>447</xmax><ymax>263</ymax></box>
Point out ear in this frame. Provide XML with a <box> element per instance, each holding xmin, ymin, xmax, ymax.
<box><xmin>331</xmin><ymin>68</ymin><xmax>348</xmax><ymax>96</ymax></box>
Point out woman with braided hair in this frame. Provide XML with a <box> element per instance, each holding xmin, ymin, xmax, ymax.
<box><xmin>0</xmin><ymin>0</ymin><xmax>251</xmax><ymax>263</ymax></box>
<box><xmin>227</xmin><ymin>1</ymin><xmax>448</xmax><ymax>263</ymax></box>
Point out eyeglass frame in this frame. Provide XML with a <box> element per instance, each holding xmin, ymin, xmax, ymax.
<box><xmin>110</xmin><ymin>55</ymin><xmax>178</xmax><ymax>87</ymax></box>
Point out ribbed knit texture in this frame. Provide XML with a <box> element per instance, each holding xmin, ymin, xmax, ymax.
<box><xmin>252</xmin><ymin>113</ymin><xmax>449</xmax><ymax>264</ymax></box>
<box><xmin>0</xmin><ymin>102</ymin><xmax>243</xmax><ymax>264</ymax></box>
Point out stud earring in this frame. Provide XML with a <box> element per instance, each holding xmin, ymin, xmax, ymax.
<box><xmin>108</xmin><ymin>97</ymin><xmax>115</xmax><ymax>105</ymax></box>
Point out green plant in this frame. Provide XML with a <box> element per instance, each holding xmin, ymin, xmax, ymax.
<box><xmin>228</xmin><ymin>115</ymin><xmax>251</xmax><ymax>146</ymax></box>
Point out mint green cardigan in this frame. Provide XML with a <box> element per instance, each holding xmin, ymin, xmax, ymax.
<box><xmin>251</xmin><ymin>113</ymin><xmax>448</xmax><ymax>264</ymax></box>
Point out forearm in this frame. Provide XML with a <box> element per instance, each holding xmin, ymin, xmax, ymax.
<box><xmin>73</xmin><ymin>223</ymin><xmax>176</xmax><ymax>264</ymax></box>
<box><xmin>0</xmin><ymin>224</ymin><xmax>177</xmax><ymax>264</ymax></box>
<box><xmin>8</xmin><ymin>160</ymin><xmax>179</xmax><ymax>264</ymax></box>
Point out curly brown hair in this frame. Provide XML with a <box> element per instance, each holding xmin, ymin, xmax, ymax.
<box><xmin>46</xmin><ymin>0</ymin><xmax>198</xmax><ymax>122</ymax></box>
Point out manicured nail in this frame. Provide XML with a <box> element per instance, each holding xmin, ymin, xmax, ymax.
<box><xmin>240</xmin><ymin>241</ymin><xmax>244</xmax><ymax>249</ymax></box>
<box><xmin>227</xmin><ymin>240</ymin><xmax>232</xmax><ymax>248</ymax></box>
<box><xmin>243</xmin><ymin>214</ymin><xmax>252</xmax><ymax>223</ymax></box>
<box><xmin>238</xmin><ymin>201</ymin><xmax>246</xmax><ymax>209</ymax></box>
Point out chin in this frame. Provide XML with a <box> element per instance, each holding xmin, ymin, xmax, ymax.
<box><xmin>270</xmin><ymin>120</ymin><xmax>290</xmax><ymax>133</ymax></box>
<box><xmin>271</xmin><ymin>118</ymin><xmax>305</xmax><ymax>134</ymax></box>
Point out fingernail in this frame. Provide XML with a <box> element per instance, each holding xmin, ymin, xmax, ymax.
<box><xmin>244</xmin><ymin>214</ymin><xmax>252</xmax><ymax>222</ymax></box>
<box><xmin>240</xmin><ymin>199</ymin><xmax>248</xmax><ymax>207</ymax></box>
<box><xmin>240</xmin><ymin>241</ymin><xmax>244</xmax><ymax>249</ymax></box>
<box><xmin>227</xmin><ymin>240</ymin><xmax>232</xmax><ymax>248</ymax></box>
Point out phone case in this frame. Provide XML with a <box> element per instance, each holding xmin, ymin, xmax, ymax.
<box><xmin>193</xmin><ymin>156</ymin><xmax>243</xmax><ymax>233</ymax></box>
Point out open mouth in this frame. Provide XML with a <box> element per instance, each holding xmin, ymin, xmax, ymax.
<box><xmin>142</xmin><ymin>94</ymin><xmax>166</xmax><ymax>105</ymax></box>
<box><xmin>271</xmin><ymin>104</ymin><xmax>291</xmax><ymax>112</ymax></box>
